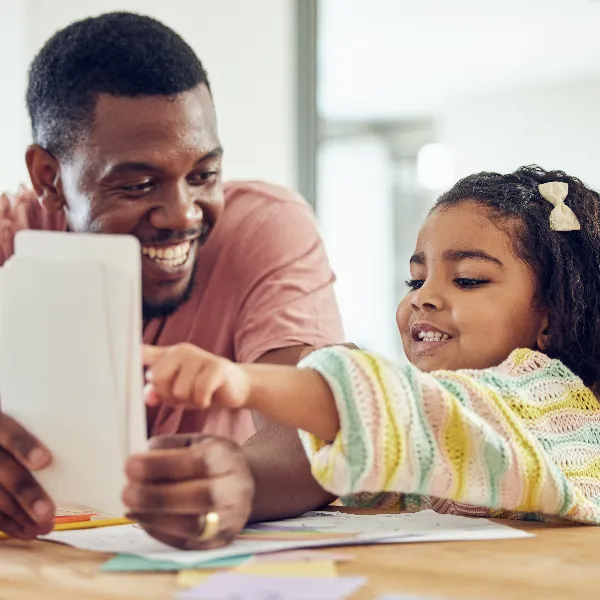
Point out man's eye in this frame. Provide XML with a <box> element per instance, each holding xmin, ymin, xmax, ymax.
<box><xmin>405</xmin><ymin>279</ymin><xmax>424</xmax><ymax>291</ymax></box>
<box><xmin>455</xmin><ymin>278</ymin><xmax>490</xmax><ymax>289</ymax></box>
<box><xmin>120</xmin><ymin>181</ymin><xmax>154</xmax><ymax>193</ymax></box>
<box><xmin>189</xmin><ymin>171</ymin><xmax>218</xmax><ymax>184</ymax></box>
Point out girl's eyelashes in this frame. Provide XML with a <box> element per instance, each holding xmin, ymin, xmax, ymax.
<box><xmin>405</xmin><ymin>277</ymin><xmax>491</xmax><ymax>291</ymax></box>
<box><xmin>405</xmin><ymin>278</ymin><xmax>424</xmax><ymax>291</ymax></box>
<box><xmin>454</xmin><ymin>278</ymin><xmax>491</xmax><ymax>289</ymax></box>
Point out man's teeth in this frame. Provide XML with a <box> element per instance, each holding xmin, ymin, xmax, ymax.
<box><xmin>417</xmin><ymin>331</ymin><xmax>450</xmax><ymax>342</ymax></box>
<box><xmin>142</xmin><ymin>241</ymin><xmax>191</xmax><ymax>267</ymax></box>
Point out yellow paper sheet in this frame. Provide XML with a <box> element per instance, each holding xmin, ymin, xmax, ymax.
<box><xmin>177</xmin><ymin>560</ymin><xmax>338</xmax><ymax>588</ymax></box>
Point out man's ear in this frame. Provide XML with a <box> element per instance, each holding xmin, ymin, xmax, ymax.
<box><xmin>536</xmin><ymin>314</ymin><xmax>551</xmax><ymax>352</ymax></box>
<box><xmin>25</xmin><ymin>144</ymin><xmax>65</xmax><ymax>213</ymax></box>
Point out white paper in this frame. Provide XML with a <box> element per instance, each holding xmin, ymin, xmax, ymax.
<box><xmin>0</xmin><ymin>231</ymin><xmax>146</xmax><ymax>515</ymax></box>
<box><xmin>0</xmin><ymin>259</ymin><xmax>126</xmax><ymax>515</ymax></box>
<box><xmin>41</xmin><ymin>510</ymin><xmax>532</xmax><ymax>566</ymax></box>
<box><xmin>14</xmin><ymin>230</ymin><xmax>146</xmax><ymax>456</ymax></box>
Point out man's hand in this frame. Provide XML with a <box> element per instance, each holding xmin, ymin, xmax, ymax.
<box><xmin>123</xmin><ymin>434</ymin><xmax>254</xmax><ymax>550</ymax></box>
<box><xmin>0</xmin><ymin>414</ymin><xmax>55</xmax><ymax>539</ymax></box>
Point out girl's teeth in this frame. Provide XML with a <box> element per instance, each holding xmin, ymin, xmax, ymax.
<box><xmin>418</xmin><ymin>331</ymin><xmax>449</xmax><ymax>342</ymax></box>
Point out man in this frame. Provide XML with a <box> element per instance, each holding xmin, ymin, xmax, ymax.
<box><xmin>0</xmin><ymin>12</ymin><xmax>342</xmax><ymax>548</ymax></box>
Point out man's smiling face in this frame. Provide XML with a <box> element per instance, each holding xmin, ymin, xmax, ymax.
<box><xmin>43</xmin><ymin>84</ymin><xmax>223</xmax><ymax>320</ymax></box>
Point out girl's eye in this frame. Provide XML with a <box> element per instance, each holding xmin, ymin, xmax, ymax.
<box><xmin>455</xmin><ymin>278</ymin><xmax>490</xmax><ymax>289</ymax></box>
<box><xmin>405</xmin><ymin>278</ymin><xmax>424</xmax><ymax>291</ymax></box>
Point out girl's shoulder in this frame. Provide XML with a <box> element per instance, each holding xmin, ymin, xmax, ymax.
<box><xmin>495</xmin><ymin>348</ymin><xmax>577</xmax><ymax>381</ymax></box>
<box><xmin>434</xmin><ymin>349</ymin><xmax>598</xmax><ymax>408</ymax></box>
<box><xmin>480</xmin><ymin>349</ymin><xmax>597</xmax><ymax>404</ymax></box>
<box><xmin>435</xmin><ymin>349</ymin><xmax>586</xmax><ymax>393</ymax></box>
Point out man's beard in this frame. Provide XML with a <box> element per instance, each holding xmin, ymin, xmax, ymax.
<box><xmin>142</xmin><ymin>256</ymin><xmax>198</xmax><ymax>321</ymax></box>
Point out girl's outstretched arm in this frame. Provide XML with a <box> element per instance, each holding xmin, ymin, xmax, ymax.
<box><xmin>142</xmin><ymin>343</ymin><xmax>341</xmax><ymax>441</ymax></box>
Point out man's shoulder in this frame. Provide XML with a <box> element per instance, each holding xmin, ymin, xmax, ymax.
<box><xmin>223</xmin><ymin>180</ymin><xmax>312</xmax><ymax>214</ymax></box>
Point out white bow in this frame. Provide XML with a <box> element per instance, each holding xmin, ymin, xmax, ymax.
<box><xmin>538</xmin><ymin>182</ymin><xmax>580</xmax><ymax>232</ymax></box>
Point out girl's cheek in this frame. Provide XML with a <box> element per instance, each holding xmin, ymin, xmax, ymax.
<box><xmin>396</xmin><ymin>299</ymin><xmax>410</xmax><ymax>334</ymax></box>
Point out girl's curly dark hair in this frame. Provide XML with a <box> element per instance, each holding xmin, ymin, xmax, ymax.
<box><xmin>434</xmin><ymin>165</ymin><xmax>600</xmax><ymax>389</ymax></box>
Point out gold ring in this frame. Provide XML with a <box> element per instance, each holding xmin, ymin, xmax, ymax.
<box><xmin>197</xmin><ymin>511</ymin><xmax>220</xmax><ymax>542</ymax></box>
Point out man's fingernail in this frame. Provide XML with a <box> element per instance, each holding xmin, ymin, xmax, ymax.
<box><xmin>28</xmin><ymin>448</ymin><xmax>48</xmax><ymax>469</ymax></box>
<box><xmin>32</xmin><ymin>499</ymin><xmax>53</xmax><ymax>521</ymax></box>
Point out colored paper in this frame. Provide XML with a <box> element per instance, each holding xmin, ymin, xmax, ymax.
<box><xmin>175</xmin><ymin>573</ymin><xmax>366</xmax><ymax>600</ymax></box>
<box><xmin>101</xmin><ymin>553</ymin><xmax>251</xmax><ymax>573</ymax></box>
<box><xmin>177</xmin><ymin>560</ymin><xmax>338</xmax><ymax>588</ymax></box>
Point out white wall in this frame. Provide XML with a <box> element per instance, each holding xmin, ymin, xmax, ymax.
<box><xmin>0</xmin><ymin>0</ymin><xmax>297</xmax><ymax>192</ymax></box>
<box><xmin>318</xmin><ymin>137</ymin><xmax>399</xmax><ymax>357</ymax></box>
<box><xmin>442</xmin><ymin>77</ymin><xmax>600</xmax><ymax>190</ymax></box>
<box><xmin>0</xmin><ymin>2</ymin><xmax>31</xmax><ymax>190</ymax></box>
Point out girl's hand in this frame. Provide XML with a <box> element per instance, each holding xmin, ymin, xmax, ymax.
<box><xmin>142</xmin><ymin>344</ymin><xmax>251</xmax><ymax>410</ymax></box>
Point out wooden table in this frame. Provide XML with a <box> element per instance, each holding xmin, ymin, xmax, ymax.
<box><xmin>1</xmin><ymin>515</ymin><xmax>600</xmax><ymax>600</ymax></box>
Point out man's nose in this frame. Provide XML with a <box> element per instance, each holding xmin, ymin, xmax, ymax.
<box><xmin>149</xmin><ymin>183</ymin><xmax>204</xmax><ymax>231</ymax></box>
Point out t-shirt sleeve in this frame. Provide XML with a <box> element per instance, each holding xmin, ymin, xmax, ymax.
<box><xmin>232</xmin><ymin>196</ymin><xmax>344</xmax><ymax>363</ymax></box>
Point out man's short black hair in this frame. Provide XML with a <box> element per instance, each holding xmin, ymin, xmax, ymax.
<box><xmin>27</xmin><ymin>11</ymin><xmax>211</xmax><ymax>158</ymax></box>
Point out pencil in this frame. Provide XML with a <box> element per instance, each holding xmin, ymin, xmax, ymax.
<box><xmin>53</xmin><ymin>517</ymin><xmax>133</xmax><ymax>531</ymax></box>
<box><xmin>0</xmin><ymin>517</ymin><xmax>133</xmax><ymax>539</ymax></box>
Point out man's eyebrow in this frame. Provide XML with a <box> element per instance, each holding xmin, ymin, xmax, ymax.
<box><xmin>103</xmin><ymin>162</ymin><xmax>160</xmax><ymax>177</ymax></box>
<box><xmin>443</xmin><ymin>249</ymin><xmax>504</xmax><ymax>267</ymax></box>
<box><xmin>102</xmin><ymin>147</ymin><xmax>224</xmax><ymax>177</ymax></box>
<box><xmin>195</xmin><ymin>146</ymin><xmax>223</xmax><ymax>163</ymax></box>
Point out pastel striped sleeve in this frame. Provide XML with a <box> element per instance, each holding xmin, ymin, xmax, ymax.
<box><xmin>296</xmin><ymin>347</ymin><xmax>600</xmax><ymax>523</ymax></box>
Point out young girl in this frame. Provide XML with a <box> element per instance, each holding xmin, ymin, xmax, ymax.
<box><xmin>143</xmin><ymin>165</ymin><xmax>600</xmax><ymax>524</ymax></box>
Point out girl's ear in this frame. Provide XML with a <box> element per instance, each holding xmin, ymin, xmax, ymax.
<box><xmin>536</xmin><ymin>314</ymin><xmax>551</xmax><ymax>352</ymax></box>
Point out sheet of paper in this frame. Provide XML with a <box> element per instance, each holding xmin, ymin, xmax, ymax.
<box><xmin>14</xmin><ymin>230</ymin><xmax>146</xmax><ymax>456</ymax></box>
<box><xmin>178</xmin><ymin>561</ymin><xmax>338</xmax><ymax>588</ymax></box>
<box><xmin>41</xmin><ymin>510</ymin><xmax>532</xmax><ymax>567</ymax></box>
<box><xmin>0</xmin><ymin>258</ymin><xmax>127</xmax><ymax>515</ymax></box>
<box><xmin>175</xmin><ymin>573</ymin><xmax>366</xmax><ymax>600</ymax></box>
<box><xmin>351</xmin><ymin>510</ymin><xmax>534</xmax><ymax>543</ymax></box>
<box><xmin>41</xmin><ymin>522</ymin><xmax>408</xmax><ymax>566</ymax></box>
<box><xmin>236</xmin><ymin>560</ymin><xmax>337</xmax><ymax>577</ymax></box>
<box><xmin>102</xmin><ymin>549</ymin><xmax>350</xmax><ymax>575</ymax></box>
<box><xmin>101</xmin><ymin>553</ymin><xmax>251</xmax><ymax>573</ymax></box>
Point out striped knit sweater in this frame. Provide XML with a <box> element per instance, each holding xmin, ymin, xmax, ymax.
<box><xmin>297</xmin><ymin>347</ymin><xmax>600</xmax><ymax>523</ymax></box>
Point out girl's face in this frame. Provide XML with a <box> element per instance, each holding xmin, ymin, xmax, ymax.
<box><xmin>397</xmin><ymin>201</ymin><xmax>549</xmax><ymax>372</ymax></box>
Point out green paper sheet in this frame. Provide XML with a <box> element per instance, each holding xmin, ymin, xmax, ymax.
<box><xmin>101</xmin><ymin>552</ymin><xmax>252</xmax><ymax>572</ymax></box>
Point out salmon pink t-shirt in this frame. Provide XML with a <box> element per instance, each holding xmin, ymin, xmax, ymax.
<box><xmin>0</xmin><ymin>181</ymin><xmax>344</xmax><ymax>444</ymax></box>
